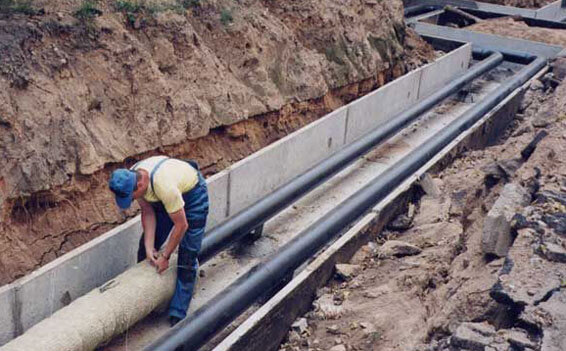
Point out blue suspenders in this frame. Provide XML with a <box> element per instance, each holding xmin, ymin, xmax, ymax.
<box><xmin>131</xmin><ymin>157</ymin><xmax>170</xmax><ymax>194</ymax></box>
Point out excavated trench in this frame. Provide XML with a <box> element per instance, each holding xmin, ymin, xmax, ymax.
<box><xmin>0</xmin><ymin>0</ymin><xmax>435</xmax><ymax>285</ymax></box>
<box><xmin>2</xmin><ymin>1</ymin><xmax>566</xmax><ymax>351</ymax></box>
<box><xmin>278</xmin><ymin>65</ymin><xmax>566</xmax><ymax>351</ymax></box>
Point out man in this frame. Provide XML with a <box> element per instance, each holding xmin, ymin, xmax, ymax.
<box><xmin>108</xmin><ymin>155</ymin><xmax>209</xmax><ymax>326</ymax></box>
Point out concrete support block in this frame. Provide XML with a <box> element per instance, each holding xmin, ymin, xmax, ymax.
<box><xmin>482</xmin><ymin>183</ymin><xmax>531</xmax><ymax>257</ymax></box>
<box><xmin>228</xmin><ymin>107</ymin><xmax>348</xmax><ymax>214</ymax></box>
<box><xmin>0</xmin><ymin>285</ymin><xmax>15</xmax><ymax>346</ymax></box>
<box><xmin>418</xmin><ymin>44</ymin><xmax>471</xmax><ymax>99</ymax></box>
<box><xmin>345</xmin><ymin>70</ymin><xmax>421</xmax><ymax>143</ymax></box>
<box><xmin>205</xmin><ymin>170</ymin><xmax>229</xmax><ymax>230</ymax></box>
<box><xmin>16</xmin><ymin>219</ymin><xmax>141</xmax><ymax>333</ymax></box>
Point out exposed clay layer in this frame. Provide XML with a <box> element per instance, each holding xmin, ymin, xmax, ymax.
<box><xmin>0</xmin><ymin>0</ymin><xmax>436</xmax><ymax>285</ymax></box>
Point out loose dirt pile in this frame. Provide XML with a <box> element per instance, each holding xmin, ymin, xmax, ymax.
<box><xmin>0</xmin><ymin>0</ymin><xmax>434</xmax><ymax>284</ymax></box>
<box><xmin>280</xmin><ymin>64</ymin><xmax>566</xmax><ymax>350</ymax></box>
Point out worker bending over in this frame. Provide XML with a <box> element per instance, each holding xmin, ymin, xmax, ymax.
<box><xmin>108</xmin><ymin>155</ymin><xmax>209</xmax><ymax>327</ymax></box>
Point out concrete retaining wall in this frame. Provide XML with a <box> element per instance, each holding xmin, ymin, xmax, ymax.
<box><xmin>0</xmin><ymin>44</ymin><xmax>471</xmax><ymax>346</ymax></box>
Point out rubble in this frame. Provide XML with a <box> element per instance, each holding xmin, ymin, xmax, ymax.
<box><xmin>377</xmin><ymin>240</ymin><xmax>422</xmax><ymax>258</ymax></box>
<box><xmin>482</xmin><ymin>183</ymin><xmax>531</xmax><ymax>257</ymax></box>
<box><xmin>536</xmin><ymin>290</ymin><xmax>566</xmax><ymax>351</ymax></box>
<box><xmin>291</xmin><ymin>318</ymin><xmax>309</xmax><ymax>335</ymax></box>
<box><xmin>418</xmin><ymin>173</ymin><xmax>442</xmax><ymax>198</ymax></box>
<box><xmin>335</xmin><ymin>264</ymin><xmax>362</xmax><ymax>281</ymax></box>
<box><xmin>501</xmin><ymin>329</ymin><xmax>538</xmax><ymax>350</ymax></box>
<box><xmin>540</xmin><ymin>242</ymin><xmax>566</xmax><ymax>263</ymax></box>
<box><xmin>450</xmin><ymin>322</ymin><xmax>495</xmax><ymax>351</ymax></box>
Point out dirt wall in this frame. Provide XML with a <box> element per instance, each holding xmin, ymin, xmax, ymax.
<box><xmin>0</xmin><ymin>0</ymin><xmax>433</xmax><ymax>285</ymax></box>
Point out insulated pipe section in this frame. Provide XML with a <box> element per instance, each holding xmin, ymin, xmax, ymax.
<box><xmin>198</xmin><ymin>52</ymin><xmax>503</xmax><ymax>263</ymax></box>
<box><xmin>146</xmin><ymin>56</ymin><xmax>546</xmax><ymax>351</ymax></box>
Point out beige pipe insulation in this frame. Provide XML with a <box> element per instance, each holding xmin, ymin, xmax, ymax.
<box><xmin>0</xmin><ymin>257</ymin><xmax>177</xmax><ymax>351</ymax></box>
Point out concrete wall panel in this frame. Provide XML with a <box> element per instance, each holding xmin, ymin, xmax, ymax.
<box><xmin>206</xmin><ymin>170</ymin><xmax>229</xmax><ymax>230</ymax></box>
<box><xmin>345</xmin><ymin>44</ymin><xmax>471</xmax><ymax>144</ymax></box>
<box><xmin>345</xmin><ymin>70</ymin><xmax>421</xmax><ymax>144</ymax></box>
<box><xmin>0</xmin><ymin>285</ymin><xmax>15</xmax><ymax>346</ymax></box>
<box><xmin>16</xmin><ymin>219</ymin><xmax>141</xmax><ymax>333</ymax></box>
<box><xmin>418</xmin><ymin>44</ymin><xmax>471</xmax><ymax>99</ymax></box>
<box><xmin>228</xmin><ymin>107</ymin><xmax>348</xmax><ymax>215</ymax></box>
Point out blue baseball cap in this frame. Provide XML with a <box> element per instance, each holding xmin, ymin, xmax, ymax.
<box><xmin>109</xmin><ymin>169</ymin><xmax>137</xmax><ymax>209</ymax></box>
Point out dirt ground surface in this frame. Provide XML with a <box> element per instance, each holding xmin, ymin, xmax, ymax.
<box><xmin>0</xmin><ymin>0</ymin><xmax>434</xmax><ymax>285</ymax></box>
<box><xmin>469</xmin><ymin>17</ymin><xmax>566</xmax><ymax>47</ymax></box>
<box><xmin>481</xmin><ymin>0</ymin><xmax>555</xmax><ymax>8</ymax></box>
<box><xmin>279</xmin><ymin>44</ymin><xmax>566</xmax><ymax>351</ymax></box>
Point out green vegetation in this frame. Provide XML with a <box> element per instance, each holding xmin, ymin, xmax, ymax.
<box><xmin>220</xmin><ymin>7</ymin><xmax>232</xmax><ymax>25</ymax></box>
<box><xmin>74</xmin><ymin>0</ymin><xmax>102</xmax><ymax>20</ymax></box>
<box><xmin>0</xmin><ymin>0</ymin><xmax>37</xmax><ymax>15</ymax></box>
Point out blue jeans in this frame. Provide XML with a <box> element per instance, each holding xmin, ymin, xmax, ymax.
<box><xmin>137</xmin><ymin>171</ymin><xmax>209</xmax><ymax>320</ymax></box>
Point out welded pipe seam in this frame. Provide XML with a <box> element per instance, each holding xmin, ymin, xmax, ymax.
<box><xmin>146</xmin><ymin>57</ymin><xmax>546</xmax><ymax>351</ymax></box>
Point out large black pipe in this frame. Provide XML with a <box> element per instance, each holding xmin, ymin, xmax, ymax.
<box><xmin>147</xmin><ymin>57</ymin><xmax>546</xmax><ymax>351</ymax></box>
<box><xmin>197</xmin><ymin>52</ymin><xmax>503</xmax><ymax>263</ymax></box>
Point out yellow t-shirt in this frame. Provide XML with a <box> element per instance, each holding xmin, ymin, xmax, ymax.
<box><xmin>132</xmin><ymin>156</ymin><xmax>199</xmax><ymax>213</ymax></box>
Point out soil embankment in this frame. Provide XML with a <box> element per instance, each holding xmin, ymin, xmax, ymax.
<box><xmin>0</xmin><ymin>0</ymin><xmax>433</xmax><ymax>285</ymax></box>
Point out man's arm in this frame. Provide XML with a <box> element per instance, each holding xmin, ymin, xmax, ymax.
<box><xmin>155</xmin><ymin>209</ymin><xmax>188</xmax><ymax>274</ymax></box>
<box><xmin>139</xmin><ymin>199</ymin><xmax>158</xmax><ymax>265</ymax></box>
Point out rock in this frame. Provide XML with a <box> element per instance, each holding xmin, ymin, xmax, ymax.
<box><xmin>414</xmin><ymin>195</ymin><xmax>451</xmax><ymax>226</ymax></box>
<box><xmin>501</xmin><ymin>329</ymin><xmax>537</xmax><ymax>350</ymax></box>
<box><xmin>551</xmin><ymin>57</ymin><xmax>566</xmax><ymax>81</ymax></box>
<box><xmin>288</xmin><ymin>330</ymin><xmax>301</xmax><ymax>343</ymax></box>
<box><xmin>313</xmin><ymin>294</ymin><xmax>344</xmax><ymax>320</ymax></box>
<box><xmin>486</xmin><ymin>342</ymin><xmax>512</xmax><ymax>351</ymax></box>
<box><xmin>450</xmin><ymin>190</ymin><xmax>467</xmax><ymax>217</ymax></box>
<box><xmin>482</xmin><ymin>183</ymin><xmax>531</xmax><ymax>257</ymax></box>
<box><xmin>491</xmin><ymin>229</ymin><xmax>564</xmax><ymax>307</ymax></box>
<box><xmin>329</xmin><ymin>345</ymin><xmax>346</xmax><ymax>351</ymax></box>
<box><xmin>532</xmin><ymin>111</ymin><xmax>555</xmax><ymax>128</ymax></box>
<box><xmin>536</xmin><ymin>190</ymin><xmax>566</xmax><ymax>207</ymax></box>
<box><xmin>387</xmin><ymin>214</ymin><xmax>413</xmax><ymax>231</ymax></box>
<box><xmin>542</xmin><ymin>213</ymin><xmax>566</xmax><ymax>236</ymax></box>
<box><xmin>378</xmin><ymin>240</ymin><xmax>422</xmax><ymax>258</ymax></box>
<box><xmin>498</xmin><ymin>159</ymin><xmax>522</xmax><ymax>178</ymax></box>
<box><xmin>521</xmin><ymin>130</ymin><xmax>549</xmax><ymax>160</ymax></box>
<box><xmin>335</xmin><ymin>264</ymin><xmax>362</xmax><ymax>281</ymax></box>
<box><xmin>529</xmin><ymin>79</ymin><xmax>544</xmax><ymax>91</ymax></box>
<box><xmin>482</xmin><ymin>159</ymin><xmax>522</xmax><ymax>184</ymax></box>
<box><xmin>538</xmin><ymin>291</ymin><xmax>566</xmax><ymax>351</ymax></box>
<box><xmin>327</xmin><ymin>325</ymin><xmax>341</xmax><ymax>335</ymax></box>
<box><xmin>291</xmin><ymin>318</ymin><xmax>308</xmax><ymax>334</ymax></box>
<box><xmin>418</xmin><ymin>173</ymin><xmax>441</xmax><ymax>198</ymax></box>
<box><xmin>388</xmin><ymin>203</ymin><xmax>416</xmax><ymax>231</ymax></box>
<box><xmin>541</xmin><ymin>242</ymin><xmax>566</xmax><ymax>263</ymax></box>
<box><xmin>451</xmin><ymin>322</ymin><xmax>495</xmax><ymax>351</ymax></box>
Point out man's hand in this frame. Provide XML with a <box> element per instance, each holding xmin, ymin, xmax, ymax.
<box><xmin>146</xmin><ymin>247</ymin><xmax>159</xmax><ymax>267</ymax></box>
<box><xmin>155</xmin><ymin>254</ymin><xmax>169</xmax><ymax>274</ymax></box>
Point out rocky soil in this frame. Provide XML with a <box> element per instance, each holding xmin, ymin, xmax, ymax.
<box><xmin>481</xmin><ymin>0</ymin><xmax>555</xmax><ymax>8</ymax></box>
<box><xmin>280</xmin><ymin>58</ymin><xmax>566</xmax><ymax>350</ymax></box>
<box><xmin>0</xmin><ymin>0</ymin><xmax>434</xmax><ymax>284</ymax></box>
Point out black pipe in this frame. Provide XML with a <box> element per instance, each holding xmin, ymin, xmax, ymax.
<box><xmin>147</xmin><ymin>57</ymin><xmax>546</xmax><ymax>351</ymax></box>
<box><xmin>198</xmin><ymin>52</ymin><xmax>503</xmax><ymax>263</ymax></box>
